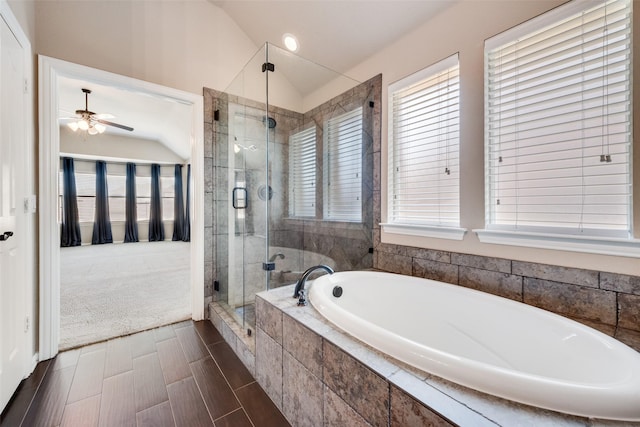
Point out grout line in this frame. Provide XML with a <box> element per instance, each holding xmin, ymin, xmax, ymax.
<box><xmin>233</xmin><ymin>381</ymin><xmax>257</xmax><ymax>393</ymax></box>
<box><xmin>195</xmin><ymin>320</ymin><xmax>271</xmax><ymax>426</ymax></box>
<box><xmin>163</xmin><ymin>390</ymin><xmax>179</xmax><ymax>427</ymax></box>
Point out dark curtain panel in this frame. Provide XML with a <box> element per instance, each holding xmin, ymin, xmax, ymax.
<box><xmin>92</xmin><ymin>160</ymin><xmax>113</xmax><ymax>244</ymax></box>
<box><xmin>124</xmin><ymin>162</ymin><xmax>139</xmax><ymax>243</ymax></box>
<box><xmin>183</xmin><ymin>164</ymin><xmax>191</xmax><ymax>242</ymax></box>
<box><xmin>148</xmin><ymin>163</ymin><xmax>165</xmax><ymax>241</ymax></box>
<box><xmin>172</xmin><ymin>164</ymin><xmax>185</xmax><ymax>241</ymax></box>
<box><xmin>60</xmin><ymin>157</ymin><xmax>82</xmax><ymax>247</ymax></box>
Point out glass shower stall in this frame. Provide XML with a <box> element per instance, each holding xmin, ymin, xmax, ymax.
<box><xmin>211</xmin><ymin>43</ymin><xmax>377</xmax><ymax>333</ymax></box>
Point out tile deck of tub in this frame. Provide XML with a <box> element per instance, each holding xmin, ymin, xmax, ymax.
<box><xmin>210</xmin><ymin>283</ymin><xmax>635</xmax><ymax>426</ymax></box>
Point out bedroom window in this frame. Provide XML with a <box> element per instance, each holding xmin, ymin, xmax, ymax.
<box><xmin>323</xmin><ymin>107</ymin><xmax>363</xmax><ymax>222</ymax></box>
<box><xmin>480</xmin><ymin>0</ymin><xmax>634</xmax><ymax>254</ymax></box>
<box><xmin>136</xmin><ymin>175</ymin><xmax>151</xmax><ymax>221</ymax></box>
<box><xmin>289</xmin><ymin>126</ymin><xmax>317</xmax><ymax>218</ymax></box>
<box><xmin>58</xmin><ymin>162</ymin><xmax>179</xmax><ymax>223</ymax></box>
<box><xmin>384</xmin><ymin>53</ymin><xmax>463</xmax><ymax>239</ymax></box>
<box><xmin>133</xmin><ymin>168</ymin><xmax>175</xmax><ymax>221</ymax></box>
<box><xmin>75</xmin><ymin>173</ymin><xmax>96</xmax><ymax>223</ymax></box>
<box><xmin>161</xmin><ymin>176</ymin><xmax>175</xmax><ymax>221</ymax></box>
<box><xmin>107</xmin><ymin>175</ymin><xmax>126</xmax><ymax>222</ymax></box>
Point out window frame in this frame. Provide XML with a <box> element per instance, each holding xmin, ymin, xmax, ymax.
<box><xmin>475</xmin><ymin>0</ymin><xmax>640</xmax><ymax>257</ymax></box>
<box><xmin>57</xmin><ymin>160</ymin><xmax>179</xmax><ymax>224</ymax></box>
<box><xmin>323</xmin><ymin>106</ymin><xmax>364</xmax><ymax>223</ymax></box>
<box><xmin>288</xmin><ymin>125</ymin><xmax>317</xmax><ymax>218</ymax></box>
<box><xmin>382</xmin><ymin>53</ymin><xmax>466</xmax><ymax>240</ymax></box>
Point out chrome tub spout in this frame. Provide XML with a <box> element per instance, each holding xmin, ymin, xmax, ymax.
<box><xmin>292</xmin><ymin>265</ymin><xmax>334</xmax><ymax>306</ymax></box>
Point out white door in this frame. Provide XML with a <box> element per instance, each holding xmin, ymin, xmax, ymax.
<box><xmin>0</xmin><ymin>13</ymin><xmax>28</xmax><ymax>412</ymax></box>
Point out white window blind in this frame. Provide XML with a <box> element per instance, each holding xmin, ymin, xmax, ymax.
<box><xmin>289</xmin><ymin>126</ymin><xmax>317</xmax><ymax>217</ymax></box>
<box><xmin>75</xmin><ymin>173</ymin><xmax>96</xmax><ymax>223</ymax></box>
<box><xmin>324</xmin><ymin>107</ymin><xmax>363</xmax><ymax>222</ymax></box>
<box><xmin>107</xmin><ymin>175</ymin><xmax>126</xmax><ymax>222</ymax></box>
<box><xmin>485</xmin><ymin>0</ymin><xmax>632</xmax><ymax>238</ymax></box>
<box><xmin>388</xmin><ymin>54</ymin><xmax>460</xmax><ymax>228</ymax></box>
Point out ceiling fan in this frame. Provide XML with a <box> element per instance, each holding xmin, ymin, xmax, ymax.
<box><xmin>63</xmin><ymin>88</ymin><xmax>134</xmax><ymax>135</ymax></box>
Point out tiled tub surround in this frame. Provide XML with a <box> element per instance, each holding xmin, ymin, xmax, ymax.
<box><xmin>371</xmin><ymin>243</ymin><xmax>640</xmax><ymax>353</ymax></box>
<box><xmin>210</xmin><ymin>286</ymin><xmax>640</xmax><ymax>426</ymax></box>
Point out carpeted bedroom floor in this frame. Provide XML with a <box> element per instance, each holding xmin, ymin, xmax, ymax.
<box><xmin>60</xmin><ymin>241</ymin><xmax>191</xmax><ymax>350</ymax></box>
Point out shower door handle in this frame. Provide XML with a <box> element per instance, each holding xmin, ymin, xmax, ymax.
<box><xmin>232</xmin><ymin>187</ymin><xmax>247</xmax><ymax>209</ymax></box>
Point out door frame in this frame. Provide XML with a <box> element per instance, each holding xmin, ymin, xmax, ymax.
<box><xmin>38</xmin><ymin>56</ymin><xmax>204</xmax><ymax>360</ymax></box>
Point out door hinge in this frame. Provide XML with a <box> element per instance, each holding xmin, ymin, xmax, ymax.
<box><xmin>262</xmin><ymin>62</ymin><xmax>275</xmax><ymax>73</ymax></box>
<box><xmin>24</xmin><ymin>316</ymin><xmax>30</xmax><ymax>332</ymax></box>
<box><xmin>24</xmin><ymin>79</ymin><xmax>28</xmax><ymax>95</ymax></box>
<box><xmin>262</xmin><ymin>262</ymin><xmax>275</xmax><ymax>271</ymax></box>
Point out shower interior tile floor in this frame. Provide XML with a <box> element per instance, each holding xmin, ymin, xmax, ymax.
<box><xmin>0</xmin><ymin>320</ymin><xmax>290</xmax><ymax>427</ymax></box>
<box><xmin>233</xmin><ymin>304</ymin><xmax>256</xmax><ymax>330</ymax></box>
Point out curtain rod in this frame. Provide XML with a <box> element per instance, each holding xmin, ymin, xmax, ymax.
<box><xmin>60</xmin><ymin>153</ymin><xmax>188</xmax><ymax>166</ymax></box>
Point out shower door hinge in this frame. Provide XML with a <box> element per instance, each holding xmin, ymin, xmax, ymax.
<box><xmin>262</xmin><ymin>262</ymin><xmax>275</xmax><ymax>271</ymax></box>
<box><xmin>262</xmin><ymin>62</ymin><xmax>275</xmax><ymax>73</ymax></box>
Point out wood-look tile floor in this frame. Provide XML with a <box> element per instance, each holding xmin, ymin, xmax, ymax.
<box><xmin>0</xmin><ymin>320</ymin><xmax>290</xmax><ymax>427</ymax></box>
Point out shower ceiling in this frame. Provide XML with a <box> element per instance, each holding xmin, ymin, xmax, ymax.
<box><xmin>212</xmin><ymin>0</ymin><xmax>457</xmax><ymax>74</ymax></box>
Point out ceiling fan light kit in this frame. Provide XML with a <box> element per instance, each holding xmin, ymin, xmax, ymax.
<box><xmin>65</xmin><ymin>88</ymin><xmax>133</xmax><ymax>135</ymax></box>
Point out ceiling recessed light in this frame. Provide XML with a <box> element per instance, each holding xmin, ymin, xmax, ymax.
<box><xmin>283</xmin><ymin>33</ymin><xmax>299</xmax><ymax>52</ymax></box>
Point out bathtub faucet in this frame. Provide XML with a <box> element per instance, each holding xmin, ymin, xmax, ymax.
<box><xmin>269</xmin><ymin>253</ymin><xmax>285</xmax><ymax>262</ymax></box>
<box><xmin>293</xmin><ymin>265</ymin><xmax>334</xmax><ymax>306</ymax></box>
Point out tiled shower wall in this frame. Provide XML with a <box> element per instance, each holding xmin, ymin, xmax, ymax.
<box><xmin>203</xmin><ymin>74</ymin><xmax>382</xmax><ymax>311</ymax></box>
<box><xmin>270</xmin><ymin>75</ymin><xmax>382</xmax><ymax>273</ymax></box>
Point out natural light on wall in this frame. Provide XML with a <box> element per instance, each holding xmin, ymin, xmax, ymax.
<box><xmin>476</xmin><ymin>0</ymin><xmax>637</xmax><ymax>256</ymax></box>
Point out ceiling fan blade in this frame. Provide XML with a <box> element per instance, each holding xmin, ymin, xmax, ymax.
<box><xmin>94</xmin><ymin>113</ymin><xmax>115</xmax><ymax>120</ymax></box>
<box><xmin>96</xmin><ymin>118</ymin><xmax>134</xmax><ymax>132</ymax></box>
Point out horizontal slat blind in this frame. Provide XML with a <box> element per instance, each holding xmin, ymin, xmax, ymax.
<box><xmin>58</xmin><ymin>163</ymin><xmax>177</xmax><ymax>223</ymax></box>
<box><xmin>388</xmin><ymin>54</ymin><xmax>460</xmax><ymax>227</ymax></box>
<box><xmin>324</xmin><ymin>107</ymin><xmax>363</xmax><ymax>221</ymax></box>
<box><xmin>485</xmin><ymin>0</ymin><xmax>632</xmax><ymax>237</ymax></box>
<box><xmin>289</xmin><ymin>126</ymin><xmax>317</xmax><ymax>217</ymax></box>
<box><xmin>75</xmin><ymin>173</ymin><xmax>96</xmax><ymax>222</ymax></box>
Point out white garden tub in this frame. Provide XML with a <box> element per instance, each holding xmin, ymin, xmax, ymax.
<box><xmin>308</xmin><ymin>271</ymin><xmax>640</xmax><ymax>421</ymax></box>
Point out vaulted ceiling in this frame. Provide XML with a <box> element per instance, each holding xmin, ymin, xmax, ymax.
<box><xmin>213</xmin><ymin>0</ymin><xmax>455</xmax><ymax>74</ymax></box>
<box><xmin>57</xmin><ymin>1</ymin><xmax>455</xmax><ymax>160</ymax></box>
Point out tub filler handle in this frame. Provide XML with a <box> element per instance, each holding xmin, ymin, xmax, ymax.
<box><xmin>293</xmin><ymin>265</ymin><xmax>334</xmax><ymax>305</ymax></box>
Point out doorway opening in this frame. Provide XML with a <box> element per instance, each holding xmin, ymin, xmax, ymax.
<box><xmin>39</xmin><ymin>56</ymin><xmax>204</xmax><ymax>358</ymax></box>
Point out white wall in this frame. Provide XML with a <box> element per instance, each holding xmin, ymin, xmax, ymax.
<box><xmin>7</xmin><ymin>0</ymin><xmax>34</xmax><ymax>47</ymax></box>
<box><xmin>35</xmin><ymin>0</ymin><xmax>258</xmax><ymax>95</ymax></box>
<box><xmin>59</xmin><ymin>126</ymin><xmax>186</xmax><ymax>164</ymax></box>
<box><xmin>344</xmin><ymin>0</ymin><xmax>640</xmax><ymax>276</ymax></box>
<box><xmin>6</xmin><ymin>0</ymin><xmax>257</xmax><ymax>363</ymax></box>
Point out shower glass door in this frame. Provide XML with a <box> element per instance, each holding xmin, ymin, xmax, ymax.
<box><xmin>215</xmin><ymin>42</ymin><xmax>372</xmax><ymax>335</ymax></box>
<box><xmin>222</xmin><ymin>45</ymin><xmax>269</xmax><ymax>331</ymax></box>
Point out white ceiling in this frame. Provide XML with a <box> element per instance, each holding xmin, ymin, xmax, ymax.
<box><xmin>213</xmin><ymin>0</ymin><xmax>456</xmax><ymax>74</ymax></box>
<box><xmin>58</xmin><ymin>76</ymin><xmax>193</xmax><ymax>161</ymax></box>
<box><xmin>57</xmin><ymin>1</ymin><xmax>455</xmax><ymax>161</ymax></box>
